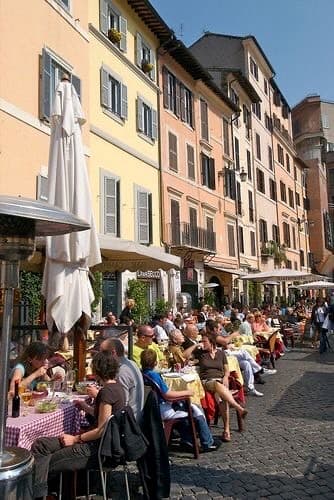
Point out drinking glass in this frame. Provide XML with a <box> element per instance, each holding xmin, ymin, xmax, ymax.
<box><xmin>21</xmin><ymin>390</ymin><xmax>32</xmax><ymax>406</ymax></box>
<box><xmin>65</xmin><ymin>370</ymin><xmax>75</xmax><ymax>394</ymax></box>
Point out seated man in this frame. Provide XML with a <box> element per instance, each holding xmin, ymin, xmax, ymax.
<box><xmin>132</xmin><ymin>325</ymin><xmax>166</xmax><ymax>369</ymax></box>
<box><xmin>141</xmin><ymin>349</ymin><xmax>220</xmax><ymax>452</ymax></box>
<box><xmin>152</xmin><ymin>314</ymin><xmax>169</xmax><ymax>344</ymax></box>
<box><xmin>167</xmin><ymin>329</ymin><xmax>199</xmax><ymax>368</ymax></box>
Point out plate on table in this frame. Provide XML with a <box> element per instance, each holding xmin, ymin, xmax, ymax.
<box><xmin>162</xmin><ymin>373</ymin><xmax>181</xmax><ymax>378</ymax></box>
<box><xmin>35</xmin><ymin>400</ymin><xmax>58</xmax><ymax>413</ymax></box>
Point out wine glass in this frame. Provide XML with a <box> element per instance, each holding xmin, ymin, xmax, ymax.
<box><xmin>21</xmin><ymin>390</ymin><xmax>32</xmax><ymax>407</ymax></box>
<box><xmin>65</xmin><ymin>370</ymin><xmax>75</xmax><ymax>395</ymax></box>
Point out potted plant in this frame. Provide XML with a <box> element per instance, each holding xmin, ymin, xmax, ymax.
<box><xmin>108</xmin><ymin>28</ymin><xmax>122</xmax><ymax>43</ymax></box>
<box><xmin>141</xmin><ymin>60</ymin><xmax>154</xmax><ymax>74</ymax></box>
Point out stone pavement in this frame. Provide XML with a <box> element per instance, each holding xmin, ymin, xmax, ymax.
<box><xmin>107</xmin><ymin>345</ymin><xmax>334</xmax><ymax>499</ymax></box>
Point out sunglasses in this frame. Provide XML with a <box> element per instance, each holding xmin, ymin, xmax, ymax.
<box><xmin>143</xmin><ymin>334</ymin><xmax>154</xmax><ymax>338</ymax></box>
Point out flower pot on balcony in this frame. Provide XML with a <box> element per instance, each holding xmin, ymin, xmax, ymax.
<box><xmin>141</xmin><ymin>61</ymin><xmax>154</xmax><ymax>74</ymax></box>
<box><xmin>108</xmin><ymin>28</ymin><xmax>122</xmax><ymax>43</ymax></box>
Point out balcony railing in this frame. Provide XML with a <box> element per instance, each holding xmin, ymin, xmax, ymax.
<box><xmin>166</xmin><ymin>222</ymin><xmax>216</xmax><ymax>252</ymax></box>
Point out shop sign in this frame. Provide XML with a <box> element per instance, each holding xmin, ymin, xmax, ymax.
<box><xmin>137</xmin><ymin>270</ymin><xmax>161</xmax><ymax>280</ymax></box>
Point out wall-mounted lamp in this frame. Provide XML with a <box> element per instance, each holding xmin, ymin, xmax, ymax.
<box><xmin>240</xmin><ymin>168</ymin><xmax>247</xmax><ymax>182</ymax></box>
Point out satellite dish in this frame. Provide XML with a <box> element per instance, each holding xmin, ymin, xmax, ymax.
<box><xmin>203</xmin><ymin>283</ymin><xmax>219</xmax><ymax>288</ymax></box>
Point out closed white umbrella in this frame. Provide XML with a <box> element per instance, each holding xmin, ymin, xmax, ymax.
<box><xmin>42</xmin><ymin>76</ymin><xmax>101</xmax><ymax>372</ymax></box>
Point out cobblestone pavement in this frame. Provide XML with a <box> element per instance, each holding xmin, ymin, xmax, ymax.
<box><xmin>107</xmin><ymin>345</ymin><xmax>334</xmax><ymax>499</ymax></box>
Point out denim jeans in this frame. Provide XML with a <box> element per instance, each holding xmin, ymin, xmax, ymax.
<box><xmin>177</xmin><ymin>410</ymin><xmax>213</xmax><ymax>448</ymax></box>
<box><xmin>31</xmin><ymin>436</ymin><xmax>99</xmax><ymax>498</ymax></box>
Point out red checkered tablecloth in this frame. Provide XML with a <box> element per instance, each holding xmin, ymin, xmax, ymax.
<box><xmin>5</xmin><ymin>403</ymin><xmax>81</xmax><ymax>450</ymax></box>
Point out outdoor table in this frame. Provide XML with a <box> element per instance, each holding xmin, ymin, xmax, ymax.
<box><xmin>5</xmin><ymin>401</ymin><xmax>81</xmax><ymax>450</ymax></box>
<box><xmin>162</xmin><ymin>371</ymin><xmax>205</xmax><ymax>406</ymax></box>
<box><xmin>232</xmin><ymin>335</ymin><xmax>259</xmax><ymax>359</ymax></box>
<box><xmin>226</xmin><ymin>356</ymin><xmax>244</xmax><ymax>385</ymax></box>
<box><xmin>256</xmin><ymin>327</ymin><xmax>283</xmax><ymax>342</ymax></box>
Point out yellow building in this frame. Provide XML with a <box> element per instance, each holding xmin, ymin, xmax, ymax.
<box><xmin>88</xmin><ymin>0</ymin><xmax>179</xmax><ymax>314</ymax></box>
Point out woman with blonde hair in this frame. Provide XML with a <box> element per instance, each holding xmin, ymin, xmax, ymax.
<box><xmin>119</xmin><ymin>298</ymin><xmax>135</xmax><ymax>325</ymax></box>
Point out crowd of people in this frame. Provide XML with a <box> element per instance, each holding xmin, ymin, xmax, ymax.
<box><xmin>8</xmin><ymin>294</ymin><xmax>333</xmax><ymax>499</ymax></box>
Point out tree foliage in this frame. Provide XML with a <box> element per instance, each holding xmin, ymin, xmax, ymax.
<box><xmin>19</xmin><ymin>271</ymin><xmax>43</xmax><ymax>323</ymax></box>
<box><xmin>127</xmin><ymin>279</ymin><xmax>150</xmax><ymax>324</ymax></box>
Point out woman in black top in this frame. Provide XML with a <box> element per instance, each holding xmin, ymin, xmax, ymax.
<box><xmin>198</xmin><ymin>333</ymin><xmax>247</xmax><ymax>442</ymax></box>
<box><xmin>31</xmin><ymin>351</ymin><xmax>125</xmax><ymax>499</ymax></box>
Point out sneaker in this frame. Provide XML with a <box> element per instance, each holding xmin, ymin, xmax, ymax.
<box><xmin>262</xmin><ymin>368</ymin><xmax>277</xmax><ymax>375</ymax></box>
<box><xmin>248</xmin><ymin>388</ymin><xmax>264</xmax><ymax>397</ymax></box>
<box><xmin>202</xmin><ymin>439</ymin><xmax>222</xmax><ymax>453</ymax></box>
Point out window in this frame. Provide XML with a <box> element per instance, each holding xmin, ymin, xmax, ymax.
<box><xmin>100</xmin><ymin>0</ymin><xmax>127</xmax><ymax>52</ymax></box>
<box><xmin>252</xmin><ymin>102</ymin><xmax>261</xmax><ymax>120</ymax></box>
<box><xmin>265</xmin><ymin>113</ymin><xmax>272</xmax><ymax>131</ymax></box>
<box><xmin>277</xmin><ymin>144</ymin><xmax>284</xmax><ymax>165</ymax></box>
<box><xmin>292</xmin><ymin>226</ymin><xmax>296</xmax><ymax>249</ymax></box>
<box><xmin>280</xmin><ymin>181</ymin><xmax>287</xmax><ymax>202</ymax></box>
<box><xmin>136</xmin><ymin>188</ymin><xmax>152</xmax><ymax>244</ymax></box>
<box><xmin>187</xmin><ymin>144</ymin><xmax>195</xmax><ymax>180</ymax></box>
<box><xmin>259</xmin><ymin>219</ymin><xmax>268</xmax><ymax>243</ymax></box>
<box><xmin>224</xmin><ymin>168</ymin><xmax>236</xmax><ymax>199</ymax></box>
<box><xmin>234</xmin><ymin>137</ymin><xmax>240</xmax><ymax>170</ymax></box>
<box><xmin>268</xmin><ymin>146</ymin><xmax>273</xmax><ymax>171</ymax></box>
<box><xmin>273</xmin><ymin>92</ymin><xmax>280</xmax><ymax>106</ymax></box>
<box><xmin>250</xmin><ymin>231</ymin><xmax>256</xmax><ymax>256</ymax></box>
<box><xmin>230</xmin><ymin>89</ymin><xmax>240</xmax><ymax>126</ymax></box>
<box><xmin>249</xmin><ymin>57</ymin><xmax>259</xmax><ymax>80</ymax></box>
<box><xmin>296</xmin><ymin>192</ymin><xmax>300</xmax><ymax>206</ymax></box>
<box><xmin>283</xmin><ymin>221</ymin><xmax>291</xmax><ymax>247</ymax></box>
<box><xmin>269</xmin><ymin>179</ymin><xmax>277</xmax><ymax>201</ymax></box>
<box><xmin>264</xmin><ymin>78</ymin><xmax>268</xmax><ymax>95</ymax></box>
<box><xmin>168</xmin><ymin>132</ymin><xmax>178</xmax><ymax>171</ymax></box>
<box><xmin>272</xmin><ymin>224</ymin><xmax>280</xmax><ymax>243</ymax></box>
<box><xmin>300</xmin><ymin>249</ymin><xmax>305</xmax><ymax>267</ymax></box>
<box><xmin>102</xmin><ymin>174</ymin><xmax>120</xmax><ymax>236</ymax></box>
<box><xmin>286</xmin><ymin>260</ymin><xmax>292</xmax><ymax>269</ymax></box>
<box><xmin>56</xmin><ymin>0</ymin><xmax>69</xmax><ymax>9</ymax></box>
<box><xmin>227</xmin><ymin>225</ymin><xmax>236</xmax><ymax>256</ymax></box>
<box><xmin>100</xmin><ymin>67</ymin><xmax>127</xmax><ymax>119</ymax></box>
<box><xmin>294</xmin><ymin>166</ymin><xmax>297</xmax><ymax>180</ymax></box>
<box><xmin>247</xmin><ymin>150</ymin><xmax>252</xmax><ymax>180</ymax></box>
<box><xmin>256</xmin><ymin>168</ymin><xmax>265</xmax><ymax>194</ymax></box>
<box><xmin>40</xmin><ymin>49</ymin><xmax>81</xmax><ymax>121</ymax></box>
<box><xmin>286</xmin><ymin>154</ymin><xmax>290</xmax><ymax>172</ymax></box>
<box><xmin>163</xmin><ymin>68</ymin><xmax>193</xmax><ymax>126</ymax></box>
<box><xmin>248</xmin><ymin>191</ymin><xmax>254</xmax><ymax>222</ymax></box>
<box><xmin>223</xmin><ymin>118</ymin><xmax>230</xmax><ymax>156</ymax></box>
<box><xmin>136</xmin><ymin>33</ymin><xmax>155</xmax><ymax>80</ymax></box>
<box><xmin>282</xmin><ymin>105</ymin><xmax>289</xmax><ymax>119</ymax></box>
<box><xmin>36</xmin><ymin>174</ymin><xmax>48</xmax><ymax>202</ymax></box>
<box><xmin>137</xmin><ymin>97</ymin><xmax>157</xmax><ymax>140</ymax></box>
<box><xmin>200</xmin><ymin>99</ymin><xmax>209</xmax><ymax>141</ymax></box>
<box><xmin>201</xmin><ymin>153</ymin><xmax>215</xmax><ymax>189</ymax></box>
<box><xmin>288</xmin><ymin>188</ymin><xmax>294</xmax><ymax>208</ymax></box>
<box><xmin>170</xmin><ymin>199</ymin><xmax>180</xmax><ymax>245</ymax></box>
<box><xmin>322</xmin><ymin>114</ymin><xmax>329</xmax><ymax>129</ymax></box>
<box><xmin>255</xmin><ymin>133</ymin><xmax>261</xmax><ymax>160</ymax></box>
<box><xmin>243</xmin><ymin>105</ymin><xmax>251</xmax><ymax>139</ymax></box>
<box><xmin>236</xmin><ymin>182</ymin><xmax>242</xmax><ymax>215</ymax></box>
<box><xmin>239</xmin><ymin>226</ymin><xmax>244</xmax><ymax>253</ymax></box>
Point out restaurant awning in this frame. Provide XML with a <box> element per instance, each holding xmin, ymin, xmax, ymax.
<box><xmin>97</xmin><ymin>234</ymin><xmax>181</xmax><ymax>272</ymax></box>
<box><xmin>205</xmin><ymin>264</ymin><xmax>245</xmax><ymax>276</ymax></box>
<box><xmin>239</xmin><ymin>269</ymin><xmax>322</xmax><ymax>282</ymax></box>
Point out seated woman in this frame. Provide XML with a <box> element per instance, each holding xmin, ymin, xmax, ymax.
<box><xmin>31</xmin><ymin>351</ymin><xmax>125</xmax><ymax>499</ymax></box>
<box><xmin>167</xmin><ymin>329</ymin><xmax>200</xmax><ymax>369</ymax></box>
<box><xmin>252</xmin><ymin>311</ymin><xmax>285</xmax><ymax>358</ymax></box>
<box><xmin>9</xmin><ymin>341</ymin><xmax>65</xmax><ymax>395</ymax></box>
<box><xmin>141</xmin><ymin>349</ymin><xmax>219</xmax><ymax>452</ymax></box>
<box><xmin>197</xmin><ymin>333</ymin><xmax>247</xmax><ymax>442</ymax></box>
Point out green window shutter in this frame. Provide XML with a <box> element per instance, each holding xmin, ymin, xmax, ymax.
<box><xmin>119</xmin><ymin>16</ymin><xmax>127</xmax><ymax>52</ymax></box>
<box><xmin>104</xmin><ymin>176</ymin><xmax>117</xmax><ymax>235</ymax></box>
<box><xmin>100</xmin><ymin>68</ymin><xmax>109</xmax><ymax>108</ymax></box>
<box><xmin>121</xmin><ymin>84</ymin><xmax>128</xmax><ymax>119</ymax></box>
<box><xmin>71</xmin><ymin>74</ymin><xmax>81</xmax><ymax>101</ymax></box>
<box><xmin>137</xmin><ymin>98</ymin><xmax>143</xmax><ymax>132</ymax></box>
<box><xmin>100</xmin><ymin>0</ymin><xmax>108</xmax><ymax>35</ymax></box>
<box><xmin>137</xmin><ymin>190</ymin><xmax>149</xmax><ymax>243</ymax></box>
<box><xmin>151</xmin><ymin>109</ymin><xmax>158</xmax><ymax>140</ymax></box>
<box><xmin>136</xmin><ymin>33</ymin><xmax>143</xmax><ymax>67</ymax></box>
<box><xmin>41</xmin><ymin>49</ymin><xmax>52</xmax><ymax>120</ymax></box>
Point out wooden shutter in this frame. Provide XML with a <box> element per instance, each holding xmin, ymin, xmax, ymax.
<box><xmin>148</xmin><ymin>193</ymin><xmax>153</xmax><ymax>244</ymax></box>
<box><xmin>200</xmin><ymin>153</ymin><xmax>206</xmax><ymax>186</ymax></box>
<box><xmin>137</xmin><ymin>190</ymin><xmax>149</xmax><ymax>243</ymax></box>
<box><xmin>180</xmin><ymin>85</ymin><xmax>186</xmax><ymax>121</ymax></box>
<box><xmin>104</xmin><ymin>176</ymin><xmax>117</xmax><ymax>235</ymax></box>
<box><xmin>250</xmin><ymin>231</ymin><xmax>256</xmax><ymax>256</ymax></box>
<box><xmin>175</xmin><ymin>81</ymin><xmax>181</xmax><ymax>118</ymax></box>
<box><xmin>230</xmin><ymin>170</ymin><xmax>236</xmax><ymax>200</ymax></box>
<box><xmin>209</xmin><ymin>158</ymin><xmax>216</xmax><ymax>190</ymax></box>
<box><xmin>227</xmin><ymin>225</ymin><xmax>236</xmax><ymax>256</ymax></box>
<box><xmin>200</xmin><ymin>99</ymin><xmax>209</xmax><ymax>140</ymax></box>
<box><xmin>137</xmin><ymin>98</ymin><xmax>143</xmax><ymax>132</ymax></box>
<box><xmin>151</xmin><ymin>109</ymin><xmax>158</xmax><ymax>140</ymax></box>
<box><xmin>239</xmin><ymin>226</ymin><xmax>244</xmax><ymax>253</ymax></box>
<box><xmin>41</xmin><ymin>49</ymin><xmax>52</xmax><ymax>120</ymax></box>
<box><xmin>71</xmin><ymin>74</ymin><xmax>81</xmax><ymax>101</ymax></box>
<box><xmin>162</xmin><ymin>67</ymin><xmax>169</xmax><ymax>108</ymax></box>
<box><xmin>136</xmin><ymin>33</ymin><xmax>143</xmax><ymax>67</ymax></box>
<box><xmin>119</xmin><ymin>16</ymin><xmax>127</xmax><ymax>52</ymax></box>
<box><xmin>187</xmin><ymin>144</ymin><xmax>195</xmax><ymax>180</ymax></box>
<box><xmin>100</xmin><ymin>68</ymin><xmax>109</xmax><ymax>108</ymax></box>
<box><xmin>100</xmin><ymin>0</ymin><xmax>108</xmax><ymax>35</ymax></box>
<box><xmin>168</xmin><ymin>132</ymin><xmax>178</xmax><ymax>171</ymax></box>
<box><xmin>121</xmin><ymin>83</ymin><xmax>128</xmax><ymax>119</ymax></box>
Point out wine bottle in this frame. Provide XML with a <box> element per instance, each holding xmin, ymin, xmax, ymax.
<box><xmin>12</xmin><ymin>380</ymin><xmax>20</xmax><ymax>418</ymax></box>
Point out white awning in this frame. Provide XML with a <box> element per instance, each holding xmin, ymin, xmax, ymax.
<box><xmin>239</xmin><ymin>269</ymin><xmax>322</xmax><ymax>282</ymax></box>
<box><xmin>205</xmin><ymin>264</ymin><xmax>244</xmax><ymax>276</ymax></box>
<box><xmin>97</xmin><ymin>234</ymin><xmax>181</xmax><ymax>272</ymax></box>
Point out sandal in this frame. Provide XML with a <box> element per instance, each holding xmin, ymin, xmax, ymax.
<box><xmin>222</xmin><ymin>431</ymin><xmax>231</xmax><ymax>442</ymax></box>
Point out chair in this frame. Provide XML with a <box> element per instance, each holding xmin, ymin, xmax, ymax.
<box><xmin>255</xmin><ymin>332</ymin><xmax>278</xmax><ymax>369</ymax></box>
<box><xmin>143</xmin><ymin>373</ymin><xmax>200</xmax><ymax>459</ymax></box>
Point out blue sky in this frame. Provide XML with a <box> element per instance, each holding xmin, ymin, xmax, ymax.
<box><xmin>150</xmin><ymin>0</ymin><xmax>332</xmax><ymax>107</ymax></box>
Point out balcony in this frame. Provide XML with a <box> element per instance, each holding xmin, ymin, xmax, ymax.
<box><xmin>166</xmin><ymin>222</ymin><xmax>216</xmax><ymax>252</ymax></box>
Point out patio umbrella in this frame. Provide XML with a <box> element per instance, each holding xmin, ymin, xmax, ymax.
<box><xmin>296</xmin><ymin>280</ymin><xmax>334</xmax><ymax>290</ymax></box>
<box><xmin>239</xmin><ymin>269</ymin><xmax>320</xmax><ymax>283</ymax></box>
<box><xmin>42</xmin><ymin>75</ymin><xmax>101</xmax><ymax>378</ymax></box>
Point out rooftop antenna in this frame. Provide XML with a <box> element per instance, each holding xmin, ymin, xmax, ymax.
<box><xmin>179</xmin><ymin>23</ymin><xmax>184</xmax><ymax>39</ymax></box>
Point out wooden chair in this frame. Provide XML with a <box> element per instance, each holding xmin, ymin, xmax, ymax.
<box><xmin>255</xmin><ymin>332</ymin><xmax>278</xmax><ymax>369</ymax></box>
<box><xmin>143</xmin><ymin>373</ymin><xmax>200</xmax><ymax>459</ymax></box>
